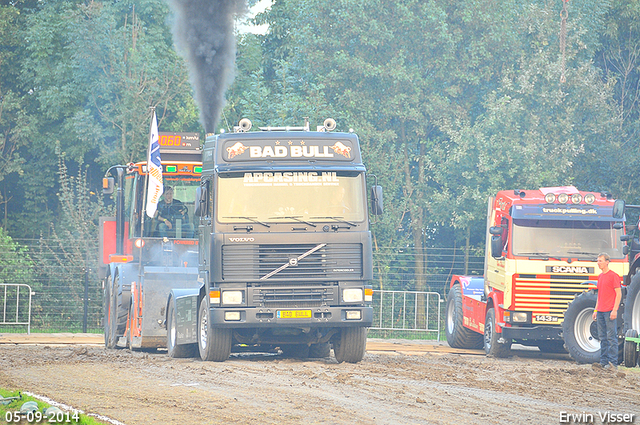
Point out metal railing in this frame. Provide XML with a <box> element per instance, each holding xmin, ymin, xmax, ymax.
<box><xmin>1</xmin><ymin>284</ymin><xmax>33</xmax><ymax>334</ymax></box>
<box><xmin>371</xmin><ymin>290</ymin><xmax>443</xmax><ymax>340</ymax></box>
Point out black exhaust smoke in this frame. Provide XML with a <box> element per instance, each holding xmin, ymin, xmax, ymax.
<box><xmin>166</xmin><ymin>0</ymin><xmax>247</xmax><ymax>133</ymax></box>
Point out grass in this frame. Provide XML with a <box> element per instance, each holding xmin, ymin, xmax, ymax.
<box><xmin>0</xmin><ymin>389</ymin><xmax>108</xmax><ymax>425</ymax></box>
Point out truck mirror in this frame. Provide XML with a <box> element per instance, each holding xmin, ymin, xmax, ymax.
<box><xmin>620</xmin><ymin>234</ymin><xmax>631</xmax><ymax>242</ymax></box>
<box><xmin>490</xmin><ymin>235</ymin><xmax>503</xmax><ymax>258</ymax></box>
<box><xmin>102</xmin><ymin>177</ymin><xmax>114</xmax><ymax>195</ymax></box>
<box><xmin>613</xmin><ymin>222</ymin><xmax>623</xmax><ymax>230</ymax></box>
<box><xmin>613</xmin><ymin>199</ymin><xmax>625</xmax><ymax>219</ymax></box>
<box><xmin>371</xmin><ymin>185</ymin><xmax>383</xmax><ymax>215</ymax></box>
<box><xmin>623</xmin><ymin>245</ymin><xmax>630</xmax><ymax>256</ymax></box>
<box><xmin>194</xmin><ymin>186</ymin><xmax>207</xmax><ymax>217</ymax></box>
<box><xmin>489</xmin><ymin>226</ymin><xmax>503</xmax><ymax>235</ymax></box>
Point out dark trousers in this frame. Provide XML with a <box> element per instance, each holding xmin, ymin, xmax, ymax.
<box><xmin>596</xmin><ymin>311</ymin><xmax>618</xmax><ymax>365</ymax></box>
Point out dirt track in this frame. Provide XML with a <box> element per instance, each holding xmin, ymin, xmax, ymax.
<box><xmin>1</xmin><ymin>336</ymin><xmax>639</xmax><ymax>425</ymax></box>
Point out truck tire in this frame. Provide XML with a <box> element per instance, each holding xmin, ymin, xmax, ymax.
<box><xmin>623</xmin><ymin>273</ymin><xmax>640</xmax><ymax>334</ymax></box>
<box><xmin>333</xmin><ymin>327</ymin><xmax>367</xmax><ymax>363</ymax></box>
<box><xmin>105</xmin><ymin>274</ymin><xmax>120</xmax><ymax>349</ymax></box>
<box><xmin>309</xmin><ymin>342</ymin><xmax>331</xmax><ymax>359</ymax></box>
<box><xmin>167</xmin><ymin>297</ymin><xmax>196</xmax><ymax>358</ymax></box>
<box><xmin>623</xmin><ymin>329</ymin><xmax>638</xmax><ymax>368</ymax></box>
<box><xmin>198</xmin><ymin>300</ymin><xmax>232</xmax><ymax>362</ymax></box>
<box><xmin>484</xmin><ymin>307</ymin><xmax>511</xmax><ymax>357</ymax></box>
<box><xmin>112</xmin><ymin>273</ymin><xmax>128</xmax><ymax>348</ymax></box>
<box><xmin>563</xmin><ymin>291</ymin><xmax>600</xmax><ymax>364</ymax></box>
<box><xmin>445</xmin><ymin>284</ymin><xmax>484</xmax><ymax>349</ymax></box>
<box><xmin>103</xmin><ymin>276</ymin><xmax>115</xmax><ymax>348</ymax></box>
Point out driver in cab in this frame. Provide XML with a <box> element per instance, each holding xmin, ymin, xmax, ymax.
<box><xmin>156</xmin><ymin>186</ymin><xmax>190</xmax><ymax>237</ymax></box>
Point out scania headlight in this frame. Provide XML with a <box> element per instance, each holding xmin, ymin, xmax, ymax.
<box><xmin>511</xmin><ymin>312</ymin><xmax>528</xmax><ymax>323</ymax></box>
<box><xmin>221</xmin><ymin>290</ymin><xmax>244</xmax><ymax>305</ymax></box>
<box><xmin>343</xmin><ymin>288</ymin><xmax>364</xmax><ymax>303</ymax></box>
<box><xmin>504</xmin><ymin>311</ymin><xmax>527</xmax><ymax>323</ymax></box>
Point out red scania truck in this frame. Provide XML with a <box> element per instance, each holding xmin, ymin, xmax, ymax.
<box><xmin>445</xmin><ymin>186</ymin><xmax>627</xmax><ymax>363</ymax></box>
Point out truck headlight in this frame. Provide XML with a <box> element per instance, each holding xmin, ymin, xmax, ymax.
<box><xmin>512</xmin><ymin>312</ymin><xmax>528</xmax><ymax>323</ymax></box>
<box><xmin>221</xmin><ymin>290</ymin><xmax>243</xmax><ymax>305</ymax></box>
<box><xmin>505</xmin><ymin>311</ymin><xmax>528</xmax><ymax>323</ymax></box>
<box><xmin>343</xmin><ymin>288</ymin><xmax>363</xmax><ymax>303</ymax></box>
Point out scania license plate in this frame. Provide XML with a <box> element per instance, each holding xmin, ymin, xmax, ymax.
<box><xmin>535</xmin><ymin>315</ymin><xmax>559</xmax><ymax>322</ymax></box>
<box><xmin>277</xmin><ymin>310</ymin><xmax>312</xmax><ymax>319</ymax></box>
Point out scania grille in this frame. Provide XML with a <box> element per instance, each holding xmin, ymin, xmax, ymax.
<box><xmin>222</xmin><ymin>243</ymin><xmax>363</xmax><ymax>281</ymax></box>
<box><xmin>513</xmin><ymin>274</ymin><xmax>597</xmax><ymax>320</ymax></box>
<box><xmin>252</xmin><ymin>287</ymin><xmax>336</xmax><ymax>308</ymax></box>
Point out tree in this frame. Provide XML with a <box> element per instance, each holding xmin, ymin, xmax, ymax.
<box><xmin>4</xmin><ymin>0</ymin><xmax>200</xmax><ymax>238</ymax></box>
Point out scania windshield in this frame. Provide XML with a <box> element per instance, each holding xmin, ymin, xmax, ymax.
<box><xmin>512</xmin><ymin>219</ymin><xmax>624</xmax><ymax>259</ymax></box>
<box><xmin>217</xmin><ymin>171</ymin><xmax>366</xmax><ymax>224</ymax></box>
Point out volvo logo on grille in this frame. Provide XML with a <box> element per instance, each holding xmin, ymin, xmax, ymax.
<box><xmin>289</xmin><ymin>258</ymin><xmax>298</xmax><ymax>266</ymax></box>
<box><xmin>229</xmin><ymin>237</ymin><xmax>255</xmax><ymax>242</ymax></box>
<box><xmin>545</xmin><ymin>266</ymin><xmax>594</xmax><ymax>274</ymax></box>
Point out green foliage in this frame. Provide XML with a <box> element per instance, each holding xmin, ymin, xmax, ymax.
<box><xmin>0</xmin><ymin>227</ymin><xmax>34</xmax><ymax>285</ymax></box>
<box><xmin>0</xmin><ymin>388</ymin><xmax>105</xmax><ymax>425</ymax></box>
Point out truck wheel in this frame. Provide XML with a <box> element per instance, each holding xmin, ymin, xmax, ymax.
<box><xmin>103</xmin><ymin>276</ymin><xmax>114</xmax><ymax>348</ymax></box>
<box><xmin>536</xmin><ymin>341</ymin><xmax>567</xmax><ymax>354</ymax></box>
<box><xmin>333</xmin><ymin>327</ymin><xmax>367</xmax><ymax>363</ymax></box>
<box><xmin>309</xmin><ymin>342</ymin><xmax>331</xmax><ymax>359</ymax></box>
<box><xmin>623</xmin><ymin>329</ymin><xmax>638</xmax><ymax>368</ymax></box>
<box><xmin>105</xmin><ymin>274</ymin><xmax>119</xmax><ymax>349</ymax></box>
<box><xmin>563</xmin><ymin>291</ymin><xmax>600</xmax><ymax>364</ymax></box>
<box><xmin>623</xmin><ymin>273</ymin><xmax>640</xmax><ymax>334</ymax></box>
<box><xmin>167</xmin><ymin>297</ymin><xmax>196</xmax><ymax>358</ymax></box>
<box><xmin>484</xmin><ymin>307</ymin><xmax>511</xmax><ymax>357</ymax></box>
<box><xmin>445</xmin><ymin>284</ymin><xmax>484</xmax><ymax>349</ymax></box>
<box><xmin>198</xmin><ymin>300</ymin><xmax>232</xmax><ymax>362</ymax></box>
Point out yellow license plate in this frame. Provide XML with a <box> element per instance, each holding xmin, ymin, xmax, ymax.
<box><xmin>277</xmin><ymin>310</ymin><xmax>312</xmax><ymax>319</ymax></box>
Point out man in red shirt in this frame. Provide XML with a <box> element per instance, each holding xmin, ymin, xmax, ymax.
<box><xmin>592</xmin><ymin>253</ymin><xmax>622</xmax><ymax>368</ymax></box>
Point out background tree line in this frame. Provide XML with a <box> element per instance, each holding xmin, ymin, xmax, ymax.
<box><xmin>0</xmin><ymin>0</ymin><xmax>639</xmax><ymax>294</ymax></box>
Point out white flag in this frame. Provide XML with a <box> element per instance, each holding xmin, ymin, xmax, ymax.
<box><xmin>146</xmin><ymin>111</ymin><xmax>163</xmax><ymax>218</ymax></box>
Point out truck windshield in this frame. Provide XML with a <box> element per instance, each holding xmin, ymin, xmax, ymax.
<box><xmin>217</xmin><ymin>171</ymin><xmax>366</xmax><ymax>224</ymax></box>
<box><xmin>511</xmin><ymin>219</ymin><xmax>624</xmax><ymax>259</ymax></box>
<box><xmin>140</xmin><ymin>176</ymin><xmax>200</xmax><ymax>238</ymax></box>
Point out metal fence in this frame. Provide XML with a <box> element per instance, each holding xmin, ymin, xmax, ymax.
<box><xmin>0</xmin><ymin>239</ymin><xmax>484</xmax><ymax>334</ymax></box>
<box><xmin>370</xmin><ymin>290</ymin><xmax>443</xmax><ymax>340</ymax></box>
<box><xmin>1</xmin><ymin>284</ymin><xmax>33</xmax><ymax>334</ymax></box>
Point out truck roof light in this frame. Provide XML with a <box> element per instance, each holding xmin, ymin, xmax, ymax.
<box><xmin>544</xmin><ymin>193</ymin><xmax>556</xmax><ymax>204</ymax></box>
<box><xmin>584</xmin><ymin>193</ymin><xmax>596</xmax><ymax>204</ymax></box>
<box><xmin>570</xmin><ymin>193</ymin><xmax>582</xmax><ymax>204</ymax></box>
<box><xmin>557</xmin><ymin>193</ymin><xmax>569</xmax><ymax>204</ymax></box>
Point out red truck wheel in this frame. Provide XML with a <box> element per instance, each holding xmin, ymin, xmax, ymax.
<box><xmin>445</xmin><ymin>284</ymin><xmax>483</xmax><ymax>349</ymax></box>
<box><xmin>563</xmin><ymin>291</ymin><xmax>600</xmax><ymax>364</ymax></box>
<box><xmin>484</xmin><ymin>307</ymin><xmax>511</xmax><ymax>357</ymax></box>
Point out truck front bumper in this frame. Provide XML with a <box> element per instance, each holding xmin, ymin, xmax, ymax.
<box><xmin>209</xmin><ymin>305</ymin><xmax>373</xmax><ymax>328</ymax></box>
<box><xmin>502</xmin><ymin>325</ymin><xmax>563</xmax><ymax>341</ymax></box>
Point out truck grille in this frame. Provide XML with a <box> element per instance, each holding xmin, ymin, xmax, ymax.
<box><xmin>252</xmin><ymin>287</ymin><xmax>336</xmax><ymax>308</ymax></box>
<box><xmin>513</xmin><ymin>274</ymin><xmax>597</xmax><ymax>322</ymax></box>
<box><xmin>222</xmin><ymin>243</ymin><xmax>362</xmax><ymax>281</ymax></box>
